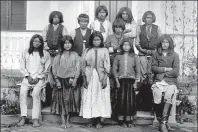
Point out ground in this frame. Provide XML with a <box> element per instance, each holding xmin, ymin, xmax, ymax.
<box><xmin>1</xmin><ymin>115</ymin><xmax>197</xmax><ymax>132</ymax></box>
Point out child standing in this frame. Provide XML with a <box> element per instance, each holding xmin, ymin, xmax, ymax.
<box><xmin>42</xmin><ymin>11</ymin><xmax>68</xmax><ymax>88</ymax></box>
<box><xmin>51</xmin><ymin>35</ymin><xmax>80</xmax><ymax>128</ymax></box>
<box><xmin>105</xmin><ymin>18</ymin><xmax>126</xmax><ymax>64</ymax></box>
<box><xmin>18</xmin><ymin>34</ymin><xmax>51</xmax><ymax>127</ymax></box>
<box><xmin>69</xmin><ymin>13</ymin><xmax>92</xmax><ymax>105</ymax></box>
<box><xmin>90</xmin><ymin>5</ymin><xmax>113</xmax><ymax>42</ymax></box>
<box><xmin>80</xmin><ymin>31</ymin><xmax>111</xmax><ymax>128</ymax></box>
<box><xmin>42</xmin><ymin>11</ymin><xmax>68</xmax><ymax>55</ymax></box>
<box><xmin>70</xmin><ymin>13</ymin><xmax>92</xmax><ymax>56</ymax></box>
<box><xmin>112</xmin><ymin>38</ymin><xmax>140</xmax><ymax>127</ymax></box>
<box><xmin>104</xmin><ymin>18</ymin><xmax>126</xmax><ymax>112</ymax></box>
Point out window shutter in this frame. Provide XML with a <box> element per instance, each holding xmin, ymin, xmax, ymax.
<box><xmin>1</xmin><ymin>1</ymin><xmax>10</xmax><ymax>30</ymax></box>
<box><xmin>10</xmin><ymin>0</ymin><xmax>26</xmax><ymax>30</ymax></box>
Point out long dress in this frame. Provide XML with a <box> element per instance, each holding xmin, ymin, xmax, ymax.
<box><xmin>112</xmin><ymin>54</ymin><xmax>140</xmax><ymax>121</ymax></box>
<box><xmin>51</xmin><ymin>51</ymin><xmax>81</xmax><ymax>115</ymax></box>
<box><xmin>80</xmin><ymin>48</ymin><xmax>111</xmax><ymax>118</ymax></box>
<box><xmin>104</xmin><ymin>33</ymin><xmax>126</xmax><ymax>112</ymax></box>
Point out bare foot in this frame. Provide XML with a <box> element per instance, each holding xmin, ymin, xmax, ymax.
<box><xmin>127</xmin><ymin>123</ymin><xmax>134</xmax><ymax>128</ymax></box>
<box><xmin>17</xmin><ymin>117</ymin><xmax>26</xmax><ymax>126</ymax></box>
<box><xmin>61</xmin><ymin>115</ymin><xmax>66</xmax><ymax>128</ymax></box>
<box><xmin>65</xmin><ymin>123</ymin><xmax>72</xmax><ymax>128</ymax></box>
<box><xmin>32</xmin><ymin>119</ymin><xmax>40</xmax><ymax>127</ymax></box>
<box><xmin>61</xmin><ymin>123</ymin><xmax>66</xmax><ymax>128</ymax></box>
<box><xmin>120</xmin><ymin>123</ymin><xmax>127</xmax><ymax>128</ymax></box>
<box><xmin>96</xmin><ymin>123</ymin><xmax>103</xmax><ymax>129</ymax></box>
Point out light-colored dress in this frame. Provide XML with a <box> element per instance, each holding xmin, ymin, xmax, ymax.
<box><xmin>90</xmin><ymin>19</ymin><xmax>113</xmax><ymax>41</ymax></box>
<box><xmin>80</xmin><ymin>48</ymin><xmax>111</xmax><ymax>118</ymax></box>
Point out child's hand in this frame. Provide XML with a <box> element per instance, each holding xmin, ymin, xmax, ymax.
<box><xmin>69</xmin><ymin>78</ymin><xmax>74</xmax><ymax>84</ymax></box>
<box><xmin>133</xmin><ymin>81</ymin><xmax>138</xmax><ymax>90</ymax></box>
<box><xmin>72</xmin><ymin>78</ymin><xmax>77</xmax><ymax>87</ymax></box>
<box><xmin>115</xmin><ymin>78</ymin><xmax>120</xmax><ymax>88</ymax></box>
<box><xmin>108</xmin><ymin>47</ymin><xmax>114</xmax><ymax>53</ymax></box>
<box><xmin>55</xmin><ymin>79</ymin><xmax>61</xmax><ymax>89</ymax></box>
<box><xmin>133</xmin><ymin>79</ymin><xmax>140</xmax><ymax>90</ymax></box>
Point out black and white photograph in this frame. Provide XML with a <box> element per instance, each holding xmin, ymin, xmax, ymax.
<box><xmin>1</xmin><ymin>1</ymin><xmax>197</xmax><ymax>132</ymax></box>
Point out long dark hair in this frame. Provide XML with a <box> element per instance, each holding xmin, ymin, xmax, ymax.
<box><xmin>142</xmin><ymin>11</ymin><xmax>156</xmax><ymax>23</ymax></box>
<box><xmin>49</xmin><ymin>11</ymin><xmax>64</xmax><ymax>24</ymax></box>
<box><xmin>89</xmin><ymin>31</ymin><xmax>104</xmax><ymax>49</ymax></box>
<box><xmin>28</xmin><ymin>34</ymin><xmax>44</xmax><ymax>58</ymax></box>
<box><xmin>119</xmin><ymin>37</ymin><xmax>135</xmax><ymax>56</ymax></box>
<box><xmin>59</xmin><ymin>35</ymin><xmax>74</xmax><ymax>55</ymax></box>
<box><xmin>116</xmin><ymin>7</ymin><xmax>134</xmax><ymax>23</ymax></box>
<box><xmin>95</xmin><ymin>5</ymin><xmax>108</xmax><ymax>19</ymax></box>
<box><xmin>157</xmin><ymin>34</ymin><xmax>174</xmax><ymax>55</ymax></box>
<box><xmin>112</xmin><ymin>18</ymin><xmax>125</xmax><ymax>33</ymax></box>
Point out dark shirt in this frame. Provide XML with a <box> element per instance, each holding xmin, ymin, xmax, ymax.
<box><xmin>113</xmin><ymin>54</ymin><xmax>140</xmax><ymax>80</ymax></box>
<box><xmin>46</xmin><ymin>24</ymin><xmax>64</xmax><ymax>50</ymax></box>
<box><xmin>151</xmin><ymin>51</ymin><xmax>180</xmax><ymax>85</ymax></box>
<box><xmin>74</xmin><ymin>28</ymin><xmax>91</xmax><ymax>56</ymax></box>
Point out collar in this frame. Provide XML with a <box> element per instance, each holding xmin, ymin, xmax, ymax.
<box><xmin>146</xmin><ymin>24</ymin><xmax>152</xmax><ymax>27</ymax></box>
<box><xmin>80</xmin><ymin>28</ymin><xmax>87</xmax><ymax>32</ymax></box>
<box><xmin>53</xmin><ymin>24</ymin><xmax>59</xmax><ymax>26</ymax></box>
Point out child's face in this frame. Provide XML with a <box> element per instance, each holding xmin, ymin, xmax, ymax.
<box><xmin>33</xmin><ymin>38</ymin><xmax>42</xmax><ymax>49</ymax></box>
<box><xmin>162</xmin><ymin>39</ymin><xmax>170</xmax><ymax>50</ymax></box>
<box><xmin>114</xmin><ymin>27</ymin><xmax>123</xmax><ymax>35</ymax></box>
<box><xmin>93</xmin><ymin>36</ymin><xmax>101</xmax><ymax>47</ymax></box>
<box><xmin>79</xmin><ymin>19</ymin><xmax>88</xmax><ymax>30</ymax></box>
<box><xmin>64</xmin><ymin>40</ymin><xmax>72</xmax><ymax>51</ymax></box>
<box><xmin>122</xmin><ymin>11</ymin><xmax>128</xmax><ymax>21</ymax></box>
<box><xmin>122</xmin><ymin>42</ymin><xmax>131</xmax><ymax>52</ymax></box>
<box><xmin>97</xmin><ymin>9</ymin><xmax>106</xmax><ymax>20</ymax></box>
<box><xmin>145</xmin><ymin>14</ymin><xmax>153</xmax><ymax>25</ymax></box>
<box><xmin>53</xmin><ymin>15</ymin><xmax>60</xmax><ymax>24</ymax></box>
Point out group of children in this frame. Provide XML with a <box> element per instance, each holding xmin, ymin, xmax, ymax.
<box><xmin>18</xmin><ymin>5</ymin><xmax>180</xmax><ymax>132</ymax></box>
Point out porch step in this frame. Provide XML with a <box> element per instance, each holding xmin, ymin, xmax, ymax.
<box><xmin>134</xmin><ymin>111</ymin><xmax>155</xmax><ymax>125</ymax></box>
<box><xmin>41</xmin><ymin>107</ymin><xmax>154</xmax><ymax>125</ymax></box>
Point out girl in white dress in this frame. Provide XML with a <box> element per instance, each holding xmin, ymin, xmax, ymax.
<box><xmin>80</xmin><ymin>31</ymin><xmax>111</xmax><ymax>128</ymax></box>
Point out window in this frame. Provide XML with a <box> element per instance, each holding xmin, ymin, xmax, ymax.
<box><xmin>1</xmin><ymin>0</ymin><xmax>26</xmax><ymax>30</ymax></box>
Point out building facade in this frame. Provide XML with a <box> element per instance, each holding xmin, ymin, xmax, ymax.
<box><xmin>1</xmin><ymin>0</ymin><xmax>197</xmax><ymax>80</ymax></box>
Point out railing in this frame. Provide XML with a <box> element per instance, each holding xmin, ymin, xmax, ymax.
<box><xmin>1</xmin><ymin>30</ymin><xmax>197</xmax><ymax>124</ymax></box>
<box><xmin>1</xmin><ymin>31</ymin><xmax>42</xmax><ymax>69</ymax></box>
<box><xmin>1</xmin><ymin>30</ymin><xmax>197</xmax><ymax>77</ymax></box>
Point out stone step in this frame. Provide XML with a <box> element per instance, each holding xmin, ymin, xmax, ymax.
<box><xmin>41</xmin><ymin>106</ymin><xmax>154</xmax><ymax>125</ymax></box>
